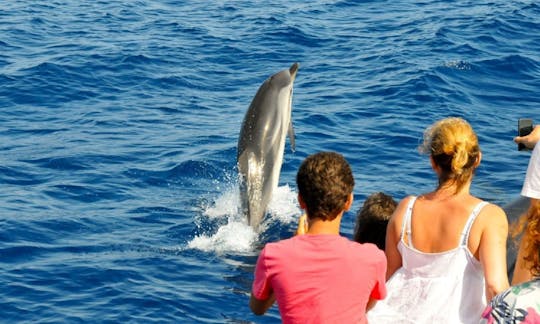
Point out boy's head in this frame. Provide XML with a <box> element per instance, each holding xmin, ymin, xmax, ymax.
<box><xmin>296</xmin><ymin>152</ymin><xmax>354</xmax><ymax>221</ymax></box>
<box><xmin>353</xmin><ymin>192</ymin><xmax>397</xmax><ymax>250</ymax></box>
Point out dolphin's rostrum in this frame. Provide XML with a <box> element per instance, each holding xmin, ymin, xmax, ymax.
<box><xmin>237</xmin><ymin>63</ymin><xmax>299</xmax><ymax>229</ymax></box>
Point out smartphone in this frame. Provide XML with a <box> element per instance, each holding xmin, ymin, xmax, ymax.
<box><xmin>518</xmin><ymin>118</ymin><xmax>533</xmax><ymax>151</ymax></box>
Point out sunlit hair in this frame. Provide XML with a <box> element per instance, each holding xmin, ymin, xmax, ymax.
<box><xmin>418</xmin><ymin>117</ymin><xmax>480</xmax><ymax>193</ymax></box>
<box><xmin>296</xmin><ymin>152</ymin><xmax>354</xmax><ymax>221</ymax></box>
<box><xmin>511</xmin><ymin>198</ymin><xmax>540</xmax><ymax>277</ymax></box>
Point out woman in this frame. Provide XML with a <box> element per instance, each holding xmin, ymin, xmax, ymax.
<box><xmin>480</xmin><ymin>199</ymin><xmax>540</xmax><ymax>322</ymax></box>
<box><xmin>513</xmin><ymin>126</ymin><xmax>540</xmax><ymax>285</ymax></box>
<box><xmin>368</xmin><ymin>117</ymin><xmax>509</xmax><ymax>323</ymax></box>
<box><xmin>480</xmin><ymin>126</ymin><xmax>540</xmax><ymax>322</ymax></box>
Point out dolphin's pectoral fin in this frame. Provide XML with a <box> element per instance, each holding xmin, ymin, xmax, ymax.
<box><xmin>288</xmin><ymin>121</ymin><xmax>296</xmax><ymax>152</ymax></box>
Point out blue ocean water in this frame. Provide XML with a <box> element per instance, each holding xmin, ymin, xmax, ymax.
<box><xmin>1</xmin><ymin>0</ymin><xmax>539</xmax><ymax>322</ymax></box>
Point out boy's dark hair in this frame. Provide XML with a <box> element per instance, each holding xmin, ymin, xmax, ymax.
<box><xmin>353</xmin><ymin>192</ymin><xmax>397</xmax><ymax>250</ymax></box>
<box><xmin>296</xmin><ymin>152</ymin><xmax>354</xmax><ymax>221</ymax></box>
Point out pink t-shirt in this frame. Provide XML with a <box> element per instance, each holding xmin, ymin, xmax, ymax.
<box><xmin>252</xmin><ymin>234</ymin><xmax>387</xmax><ymax>324</ymax></box>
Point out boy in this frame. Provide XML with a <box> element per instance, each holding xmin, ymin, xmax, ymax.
<box><xmin>249</xmin><ymin>152</ymin><xmax>387</xmax><ymax>323</ymax></box>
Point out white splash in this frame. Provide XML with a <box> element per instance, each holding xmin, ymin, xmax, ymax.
<box><xmin>203</xmin><ymin>184</ymin><xmax>240</xmax><ymax>219</ymax></box>
<box><xmin>187</xmin><ymin>183</ymin><xmax>301</xmax><ymax>254</ymax></box>
<box><xmin>267</xmin><ymin>184</ymin><xmax>300</xmax><ymax>223</ymax></box>
<box><xmin>187</xmin><ymin>220</ymin><xmax>257</xmax><ymax>253</ymax></box>
<box><xmin>444</xmin><ymin>60</ymin><xmax>471</xmax><ymax>70</ymax></box>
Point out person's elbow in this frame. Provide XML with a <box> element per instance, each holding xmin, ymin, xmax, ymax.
<box><xmin>250</xmin><ymin>303</ymin><xmax>266</xmax><ymax>316</ymax></box>
<box><xmin>485</xmin><ymin>280</ymin><xmax>508</xmax><ymax>301</ymax></box>
<box><xmin>249</xmin><ymin>294</ymin><xmax>270</xmax><ymax>315</ymax></box>
<box><xmin>366</xmin><ymin>297</ymin><xmax>378</xmax><ymax>311</ymax></box>
<box><xmin>250</xmin><ymin>306</ymin><xmax>266</xmax><ymax>316</ymax></box>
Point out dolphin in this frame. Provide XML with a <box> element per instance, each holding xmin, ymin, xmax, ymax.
<box><xmin>237</xmin><ymin>63</ymin><xmax>299</xmax><ymax>229</ymax></box>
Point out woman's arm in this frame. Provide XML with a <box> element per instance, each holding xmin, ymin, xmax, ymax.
<box><xmin>511</xmin><ymin>231</ymin><xmax>533</xmax><ymax>285</ymax></box>
<box><xmin>478</xmin><ymin>204</ymin><xmax>510</xmax><ymax>301</ymax></box>
<box><xmin>384</xmin><ymin>197</ymin><xmax>410</xmax><ymax>280</ymax></box>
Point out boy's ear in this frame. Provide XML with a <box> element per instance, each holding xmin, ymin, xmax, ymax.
<box><xmin>344</xmin><ymin>193</ymin><xmax>354</xmax><ymax>211</ymax></box>
<box><xmin>298</xmin><ymin>194</ymin><xmax>307</xmax><ymax>210</ymax></box>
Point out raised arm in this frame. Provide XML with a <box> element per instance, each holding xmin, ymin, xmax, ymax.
<box><xmin>478</xmin><ymin>204</ymin><xmax>510</xmax><ymax>301</ymax></box>
<box><xmin>514</xmin><ymin>124</ymin><xmax>540</xmax><ymax>150</ymax></box>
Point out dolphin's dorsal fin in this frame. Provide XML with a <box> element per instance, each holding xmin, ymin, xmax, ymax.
<box><xmin>288</xmin><ymin>121</ymin><xmax>296</xmax><ymax>152</ymax></box>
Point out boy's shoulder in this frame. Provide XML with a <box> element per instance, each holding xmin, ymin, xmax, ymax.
<box><xmin>347</xmin><ymin>240</ymin><xmax>386</xmax><ymax>264</ymax></box>
<box><xmin>264</xmin><ymin>234</ymin><xmax>384</xmax><ymax>253</ymax></box>
<box><xmin>350</xmin><ymin>240</ymin><xmax>384</xmax><ymax>253</ymax></box>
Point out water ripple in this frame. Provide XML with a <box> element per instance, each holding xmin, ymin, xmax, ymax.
<box><xmin>0</xmin><ymin>0</ymin><xmax>539</xmax><ymax>322</ymax></box>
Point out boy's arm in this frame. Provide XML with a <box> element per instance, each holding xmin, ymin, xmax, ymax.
<box><xmin>366</xmin><ymin>297</ymin><xmax>378</xmax><ymax>311</ymax></box>
<box><xmin>249</xmin><ymin>292</ymin><xmax>275</xmax><ymax>315</ymax></box>
<box><xmin>250</xmin><ymin>247</ymin><xmax>275</xmax><ymax>315</ymax></box>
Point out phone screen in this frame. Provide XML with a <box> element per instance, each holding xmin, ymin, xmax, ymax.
<box><xmin>518</xmin><ymin>118</ymin><xmax>533</xmax><ymax>151</ymax></box>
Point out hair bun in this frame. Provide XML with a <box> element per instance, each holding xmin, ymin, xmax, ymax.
<box><xmin>420</xmin><ymin>117</ymin><xmax>480</xmax><ymax>193</ymax></box>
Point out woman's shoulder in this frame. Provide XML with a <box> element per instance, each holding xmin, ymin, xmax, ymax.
<box><xmin>475</xmin><ymin>200</ymin><xmax>508</xmax><ymax>226</ymax></box>
<box><xmin>387</xmin><ymin>195</ymin><xmax>417</xmax><ymax>234</ymax></box>
<box><xmin>394</xmin><ymin>195</ymin><xmax>417</xmax><ymax>213</ymax></box>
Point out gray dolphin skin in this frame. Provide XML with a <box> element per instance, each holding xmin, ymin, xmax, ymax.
<box><xmin>237</xmin><ymin>63</ymin><xmax>299</xmax><ymax>229</ymax></box>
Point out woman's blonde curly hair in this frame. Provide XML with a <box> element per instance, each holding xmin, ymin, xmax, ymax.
<box><xmin>419</xmin><ymin>117</ymin><xmax>480</xmax><ymax>193</ymax></box>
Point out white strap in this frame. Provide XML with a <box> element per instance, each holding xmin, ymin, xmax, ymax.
<box><xmin>460</xmin><ymin>201</ymin><xmax>489</xmax><ymax>246</ymax></box>
<box><xmin>400</xmin><ymin>196</ymin><xmax>417</xmax><ymax>248</ymax></box>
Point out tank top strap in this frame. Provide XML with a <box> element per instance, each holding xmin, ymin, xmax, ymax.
<box><xmin>460</xmin><ymin>201</ymin><xmax>489</xmax><ymax>246</ymax></box>
<box><xmin>400</xmin><ymin>196</ymin><xmax>417</xmax><ymax>248</ymax></box>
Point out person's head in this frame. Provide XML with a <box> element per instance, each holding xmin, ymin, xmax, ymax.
<box><xmin>513</xmin><ymin>198</ymin><xmax>540</xmax><ymax>278</ymax></box>
<box><xmin>296</xmin><ymin>152</ymin><xmax>354</xmax><ymax>221</ymax></box>
<box><xmin>353</xmin><ymin>192</ymin><xmax>397</xmax><ymax>250</ymax></box>
<box><xmin>419</xmin><ymin>117</ymin><xmax>481</xmax><ymax>193</ymax></box>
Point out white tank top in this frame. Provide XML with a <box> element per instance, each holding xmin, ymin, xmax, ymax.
<box><xmin>368</xmin><ymin>196</ymin><xmax>488</xmax><ymax>324</ymax></box>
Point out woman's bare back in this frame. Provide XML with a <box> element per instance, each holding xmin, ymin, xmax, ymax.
<box><xmin>406</xmin><ymin>193</ymin><xmax>484</xmax><ymax>258</ymax></box>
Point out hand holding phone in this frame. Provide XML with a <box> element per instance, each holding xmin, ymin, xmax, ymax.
<box><xmin>518</xmin><ymin>118</ymin><xmax>534</xmax><ymax>151</ymax></box>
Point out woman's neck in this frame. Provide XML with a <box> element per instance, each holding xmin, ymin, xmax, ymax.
<box><xmin>430</xmin><ymin>181</ymin><xmax>471</xmax><ymax>200</ymax></box>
